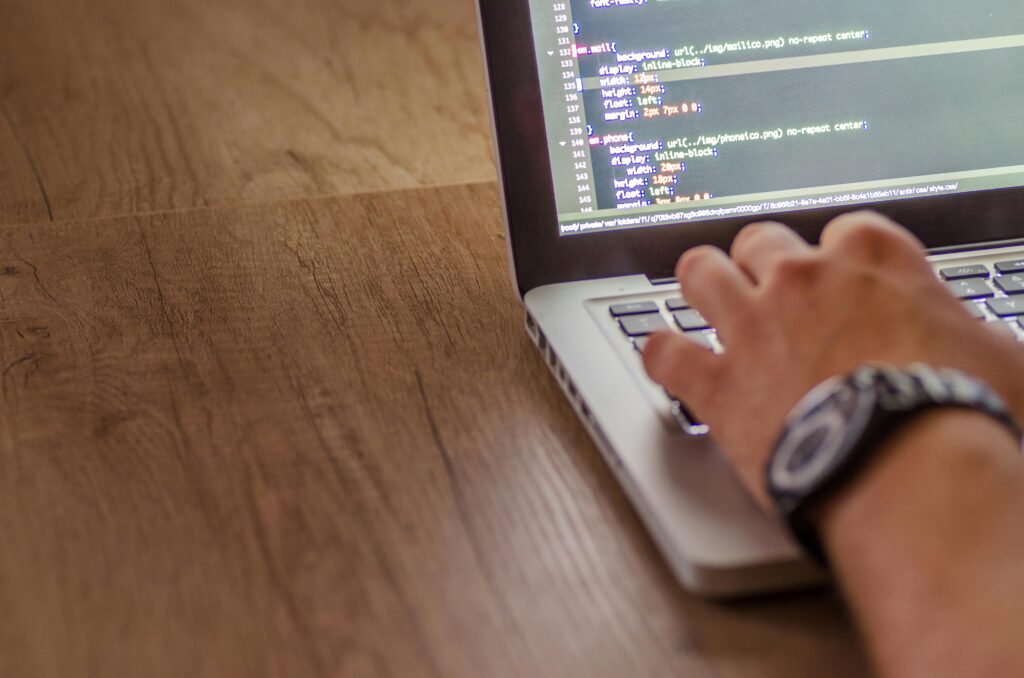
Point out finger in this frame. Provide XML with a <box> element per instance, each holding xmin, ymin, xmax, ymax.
<box><xmin>819</xmin><ymin>211</ymin><xmax>927</xmax><ymax>268</ymax></box>
<box><xmin>730</xmin><ymin>221</ymin><xmax>811</xmax><ymax>284</ymax></box>
<box><xmin>642</xmin><ymin>331</ymin><xmax>721</xmax><ymax>408</ymax></box>
<box><xmin>675</xmin><ymin>246</ymin><xmax>755</xmax><ymax>334</ymax></box>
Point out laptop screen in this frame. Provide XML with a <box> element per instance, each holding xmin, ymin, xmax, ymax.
<box><xmin>527</xmin><ymin>1</ymin><xmax>1024</xmax><ymax>237</ymax></box>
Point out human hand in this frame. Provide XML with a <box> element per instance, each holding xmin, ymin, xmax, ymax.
<box><xmin>642</xmin><ymin>211</ymin><xmax>1024</xmax><ymax>508</ymax></box>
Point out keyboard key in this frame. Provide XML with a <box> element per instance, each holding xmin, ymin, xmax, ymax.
<box><xmin>986</xmin><ymin>297</ymin><xmax>1024</xmax><ymax>318</ymax></box>
<box><xmin>944</xmin><ymin>279</ymin><xmax>994</xmax><ymax>300</ymax></box>
<box><xmin>963</xmin><ymin>301</ymin><xmax>986</xmax><ymax>320</ymax></box>
<box><xmin>619</xmin><ymin>313</ymin><xmax>669</xmax><ymax>337</ymax></box>
<box><xmin>684</xmin><ymin>332</ymin><xmax>714</xmax><ymax>351</ymax></box>
<box><xmin>632</xmin><ymin>336</ymin><xmax>650</xmax><ymax>352</ymax></box>
<box><xmin>673</xmin><ymin>309</ymin><xmax>710</xmax><ymax>331</ymax></box>
<box><xmin>990</xmin><ymin>320</ymin><xmax>1018</xmax><ymax>338</ymax></box>
<box><xmin>665</xmin><ymin>296</ymin><xmax>690</xmax><ymax>311</ymax></box>
<box><xmin>995</xmin><ymin>259</ymin><xmax>1024</xmax><ymax>275</ymax></box>
<box><xmin>995</xmin><ymin>274</ymin><xmax>1024</xmax><ymax>295</ymax></box>
<box><xmin>610</xmin><ymin>301</ymin><xmax>659</xmax><ymax>317</ymax></box>
<box><xmin>939</xmin><ymin>265</ymin><xmax>989</xmax><ymax>281</ymax></box>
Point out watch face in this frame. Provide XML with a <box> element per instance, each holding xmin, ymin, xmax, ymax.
<box><xmin>770</xmin><ymin>381</ymin><xmax>877</xmax><ymax>495</ymax></box>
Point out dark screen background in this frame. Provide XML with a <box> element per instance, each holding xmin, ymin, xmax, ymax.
<box><xmin>563</xmin><ymin>0</ymin><xmax>1024</xmax><ymax>213</ymax></box>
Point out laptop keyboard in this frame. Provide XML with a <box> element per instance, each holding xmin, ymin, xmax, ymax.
<box><xmin>610</xmin><ymin>257</ymin><xmax>1024</xmax><ymax>435</ymax></box>
<box><xmin>610</xmin><ymin>296</ymin><xmax>721</xmax><ymax>433</ymax></box>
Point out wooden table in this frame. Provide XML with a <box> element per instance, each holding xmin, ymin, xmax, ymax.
<box><xmin>0</xmin><ymin>0</ymin><xmax>871</xmax><ymax>675</ymax></box>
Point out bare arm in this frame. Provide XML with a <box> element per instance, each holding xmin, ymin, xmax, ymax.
<box><xmin>641</xmin><ymin>211</ymin><xmax>1024</xmax><ymax>677</ymax></box>
<box><xmin>820</xmin><ymin>410</ymin><xmax>1024</xmax><ymax>677</ymax></box>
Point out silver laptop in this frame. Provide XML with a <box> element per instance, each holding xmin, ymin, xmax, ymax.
<box><xmin>475</xmin><ymin>0</ymin><xmax>1024</xmax><ymax>597</ymax></box>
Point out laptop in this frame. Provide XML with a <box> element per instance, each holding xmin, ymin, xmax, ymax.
<box><xmin>475</xmin><ymin>0</ymin><xmax>1024</xmax><ymax>597</ymax></box>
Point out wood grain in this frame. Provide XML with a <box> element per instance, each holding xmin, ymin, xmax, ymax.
<box><xmin>0</xmin><ymin>99</ymin><xmax>52</xmax><ymax>224</ymax></box>
<box><xmin>0</xmin><ymin>0</ymin><xmax>496</xmax><ymax>225</ymax></box>
<box><xmin>0</xmin><ymin>183</ymin><xmax>869</xmax><ymax>677</ymax></box>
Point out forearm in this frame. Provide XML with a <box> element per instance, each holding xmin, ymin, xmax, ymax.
<box><xmin>819</xmin><ymin>410</ymin><xmax>1024</xmax><ymax>677</ymax></box>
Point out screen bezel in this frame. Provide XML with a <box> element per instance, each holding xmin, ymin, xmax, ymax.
<box><xmin>478</xmin><ymin>0</ymin><xmax>1024</xmax><ymax>296</ymax></box>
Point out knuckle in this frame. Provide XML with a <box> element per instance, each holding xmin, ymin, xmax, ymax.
<box><xmin>824</xmin><ymin>210</ymin><xmax>888</xmax><ymax>233</ymax></box>
<box><xmin>837</xmin><ymin>209</ymin><xmax>888</xmax><ymax>224</ymax></box>
<box><xmin>770</xmin><ymin>254</ymin><xmax>822</xmax><ymax>287</ymax></box>
<box><xmin>676</xmin><ymin>245</ymin><xmax>720</xmax><ymax>282</ymax></box>
<box><xmin>840</xmin><ymin>226</ymin><xmax>901</xmax><ymax>264</ymax></box>
<box><xmin>841</xmin><ymin>221</ymin><xmax>896</xmax><ymax>249</ymax></box>
<box><xmin>827</xmin><ymin>212</ymin><xmax>922</xmax><ymax>261</ymax></box>
<box><xmin>844</xmin><ymin>267</ymin><xmax>886</xmax><ymax>298</ymax></box>
<box><xmin>732</xmin><ymin>222</ymin><xmax>779</xmax><ymax>255</ymax></box>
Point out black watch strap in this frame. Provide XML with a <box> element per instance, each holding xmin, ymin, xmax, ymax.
<box><xmin>767</xmin><ymin>364</ymin><xmax>1022</xmax><ymax>568</ymax></box>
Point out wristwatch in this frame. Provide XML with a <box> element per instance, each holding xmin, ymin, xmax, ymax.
<box><xmin>767</xmin><ymin>363</ymin><xmax>1022</xmax><ymax>567</ymax></box>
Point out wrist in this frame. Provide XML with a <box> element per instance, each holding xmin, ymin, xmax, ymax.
<box><xmin>816</xmin><ymin>408</ymin><xmax>1021</xmax><ymax>562</ymax></box>
<box><xmin>766</xmin><ymin>364</ymin><xmax>1021</xmax><ymax>566</ymax></box>
<box><xmin>811</xmin><ymin>408</ymin><xmax>1024</xmax><ymax>678</ymax></box>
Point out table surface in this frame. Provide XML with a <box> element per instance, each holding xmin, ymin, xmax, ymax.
<box><xmin>0</xmin><ymin>0</ymin><xmax>871</xmax><ymax>675</ymax></box>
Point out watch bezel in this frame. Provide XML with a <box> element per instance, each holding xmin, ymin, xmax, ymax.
<box><xmin>769</xmin><ymin>382</ymin><xmax>876</xmax><ymax>496</ymax></box>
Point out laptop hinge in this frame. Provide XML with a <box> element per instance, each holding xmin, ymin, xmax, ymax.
<box><xmin>927</xmin><ymin>237</ymin><xmax>1024</xmax><ymax>256</ymax></box>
